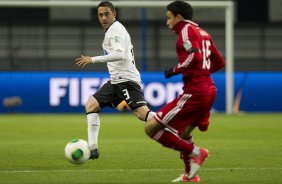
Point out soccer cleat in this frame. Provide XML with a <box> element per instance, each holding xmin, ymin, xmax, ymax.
<box><xmin>172</xmin><ymin>174</ymin><xmax>200</xmax><ymax>182</ymax></box>
<box><xmin>188</xmin><ymin>148</ymin><xmax>209</xmax><ymax>179</ymax></box>
<box><xmin>89</xmin><ymin>148</ymin><xmax>99</xmax><ymax>159</ymax></box>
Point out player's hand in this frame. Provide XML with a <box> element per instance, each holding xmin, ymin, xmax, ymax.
<box><xmin>75</xmin><ymin>55</ymin><xmax>92</xmax><ymax>68</ymax></box>
<box><xmin>164</xmin><ymin>67</ymin><xmax>177</xmax><ymax>78</ymax></box>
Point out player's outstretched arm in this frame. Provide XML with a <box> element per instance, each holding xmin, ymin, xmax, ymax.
<box><xmin>75</xmin><ymin>55</ymin><xmax>92</xmax><ymax>68</ymax></box>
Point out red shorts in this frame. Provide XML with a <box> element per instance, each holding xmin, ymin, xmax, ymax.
<box><xmin>154</xmin><ymin>90</ymin><xmax>216</xmax><ymax>136</ymax></box>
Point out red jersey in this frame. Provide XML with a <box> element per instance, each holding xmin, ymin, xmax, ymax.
<box><xmin>172</xmin><ymin>20</ymin><xmax>225</xmax><ymax>95</ymax></box>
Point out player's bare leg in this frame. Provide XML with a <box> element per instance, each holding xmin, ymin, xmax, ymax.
<box><xmin>133</xmin><ymin>105</ymin><xmax>155</xmax><ymax>122</ymax></box>
<box><xmin>181</xmin><ymin>126</ymin><xmax>196</xmax><ymax>139</ymax></box>
<box><xmin>116</xmin><ymin>100</ymin><xmax>155</xmax><ymax>122</ymax></box>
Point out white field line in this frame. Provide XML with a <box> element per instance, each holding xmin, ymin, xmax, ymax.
<box><xmin>1</xmin><ymin>168</ymin><xmax>282</xmax><ymax>174</ymax></box>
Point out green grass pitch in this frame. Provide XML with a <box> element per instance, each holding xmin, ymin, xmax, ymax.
<box><xmin>0</xmin><ymin>113</ymin><xmax>282</xmax><ymax>184</ymax></box>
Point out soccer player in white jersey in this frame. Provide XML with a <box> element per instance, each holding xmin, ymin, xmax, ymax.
<box><xmin>75</xmin><ymin>1</ymin><xmax>155</xmax><ymax>159</ymax></box>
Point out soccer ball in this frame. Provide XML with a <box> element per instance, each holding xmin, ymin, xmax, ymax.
<box><xmin>64</xmin><ymin>139</ymin><xmax>90</xmax><ymax>165</ymax></box>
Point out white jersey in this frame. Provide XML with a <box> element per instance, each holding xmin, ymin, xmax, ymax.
<box><xmin>91</xmin><ymin>21</ymin><xmax>141</xmax><ymax>85</ymax></box>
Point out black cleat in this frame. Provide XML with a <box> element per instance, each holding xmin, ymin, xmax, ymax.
<box><xmin>89</xmin><ymin>149</ymin><xmax>99</xmax><ymax>159</ymax></box>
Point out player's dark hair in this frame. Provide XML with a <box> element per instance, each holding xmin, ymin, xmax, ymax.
<box><xmin>97</xmin><ymin>1</ymin><xmax>115</xmax><ymax>12</ymax></box>
<box><xmin>167</xmin><ymin>0</ymin><xmax>193</xmax><ymax>20</ymax></box>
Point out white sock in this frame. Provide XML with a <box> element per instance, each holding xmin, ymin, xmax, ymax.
<box><xmin>189</xmin><ymin>146</ymin><xmax>200</xmax><ymax>158</ymax></box>
<box><xmin>87</xmin><ymin>113</ymin><xmax>100</xmax><ymax>150</ymax></box>
<box><xmin>146</xmin><ymin>111</ymin><xmax>156</xmax><ymax>122</ymax></box>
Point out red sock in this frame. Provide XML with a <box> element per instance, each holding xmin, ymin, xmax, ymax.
<box><xmin>181</xmin><ymin>153</ymin><xmax>190</xmax><ymax>173</ymax></box>
<box><xmin>181</xmin><ymin>135</ymin><xmax>195</xmax><ymax>173</ymax></box>
<box><xmin>153</xmin><ymin>129</ymin><xmax>194</xmax><ymax>155</ymax></box>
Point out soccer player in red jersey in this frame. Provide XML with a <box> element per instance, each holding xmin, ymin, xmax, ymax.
<box><xmin>145</xmin><ymin>1</ymin><xmax>225</xmax><ymax>182</ymax></box>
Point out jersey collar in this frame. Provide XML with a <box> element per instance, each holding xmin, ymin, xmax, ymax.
<box><xmin>172</xmin><ymin>20</ymin><xmax>198</xmax><ymax>34</ymax></box>
<box><xmin>105</xmin><ymin>20</ymin><xmax>117</xmax><ymax>32</ymax></box>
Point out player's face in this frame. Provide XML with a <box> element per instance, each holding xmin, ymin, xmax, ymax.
<box><xmin>166</xmin><ymin>11</ymin><xmax>181</xmax><ymax>31</ymax></box>
<box><xmin>98</xmin><ymin>6</ymin><xmax>116</xmax><ymax>31</ymax></box>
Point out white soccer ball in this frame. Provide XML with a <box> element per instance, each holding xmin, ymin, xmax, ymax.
<box><xmin>64</xmin><ymin>139</ymin><xmax>90</xmax><ymax>165</ymax></box>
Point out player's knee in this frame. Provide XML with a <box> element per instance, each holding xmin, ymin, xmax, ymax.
<box><xmin>85</xmin><ymin>99</ymin><xmax>99</xmax><ymax>113</ymax></box>
<box><xmin>198</xmin><ymin>125</ymin><xmax>208</xmax><ymax>132</ymax></box>
<box><xmin>85</xmin><ymin>101</ymin><xmax>92</xmax><ymax>112</ymax></box>
<box><xmin>133</xmin><ymin>111</ymin><xmax>146</xmax><ymax>121</ymax></box>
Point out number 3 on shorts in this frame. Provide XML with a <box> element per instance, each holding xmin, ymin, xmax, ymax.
<box><xmin>122</xmin><ymin>89</ymin><xmax>130</xmax><ymax>100</ymax></box>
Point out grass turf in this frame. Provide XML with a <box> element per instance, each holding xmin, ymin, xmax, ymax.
<box><xmin>0</xmin><ymin>113</ymin><xmax>282</xmax><ymax>183</ymax></box>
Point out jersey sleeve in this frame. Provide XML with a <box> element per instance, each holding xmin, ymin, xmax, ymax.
<box><xmin>91</xmin><ymin>24</ymin><xmax>126</xmax><ymax>63</ymax></box>
<box><xmin>174</xmin><ymin>26</ymin><xmax>203</xmax><ymax>74</ymax></box>
<box><xmin>91</xmin><ymin>51</ymin><xmax>124</xmax><ymax>63</ymax></box>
